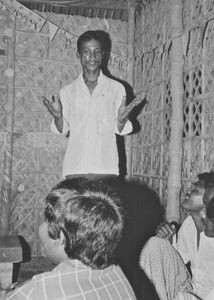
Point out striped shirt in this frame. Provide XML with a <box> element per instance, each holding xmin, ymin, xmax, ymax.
<box><xmin>174</xmin><ymin>216</ymin><xmax>214</xmax><ymax>299</ymax></box>
<box><xmin>139</xmin><ymin>237</ymin><xmax>195</xmax><ymax>300</ymax></box>
<box><xmin>51</xmin><ymin>71</ymin><xmax>132</xmax><ymax>177</ymax></box>
<box><xmin>7</xmin><ymin>260</ymin><xmax>136</xmax><ymax>300</ymax></box>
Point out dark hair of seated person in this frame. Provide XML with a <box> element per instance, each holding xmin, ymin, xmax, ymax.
<box><xmin>45</xmin><ymin>178</ymin><xmax>124</xmax><ymax>269</ymax></box>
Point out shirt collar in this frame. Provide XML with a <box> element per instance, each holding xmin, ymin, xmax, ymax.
<box><xmin>55</xmin><ymin>259</ymin><xmax>89</xmax><ymax>271</ymax></box>
<box><xmin>55</xmin><ymin>259</ymin><xmax>115</xmax><ymax>272</ymax></box>
<box><xmin>79</xmin><ymin>70</ymin><xmax>104</xmax><ymax>85</ymax></box>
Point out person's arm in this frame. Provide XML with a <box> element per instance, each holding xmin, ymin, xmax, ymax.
<box><xmin>42</xmin><ymin>93</ymin><xmax>64</xmax><ymax>134</ymax></box>
<box><xmin>44</xmin><ymin>88</ymin><xmax>70</xmax><ymax>135</ymax></box>
<box><xmin>117</xmin><ymin>118</ymin><xmax>128</xmax><ymax>132</ymax></box>
<box><xmin>156</xmin><ymin>221</ymin><xmax>177</xmax><ymax>244</ymax></box>
<box><xmin>116</xmin><ymin>90</ymin><xmax>144</xmax><ymax>134</ymax></box>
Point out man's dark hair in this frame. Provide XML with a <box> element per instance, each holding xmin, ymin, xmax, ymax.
<box><xmin>206</xmin><ymin>196</ymin><xmax>214</xmax><ymax>221</ymax></box>
<box><xmin>197</xmin><ymin>171</ymin><xmax>214</xmax><ymax>188</ymax></box>
<box><xmin>44</xmin><ymin>178</ymin><xmax>124</xmax><ymax>269</ymax></box>
<box><xmin>77</xmin><ymin>30</ymin><xmax>111</xmax><ymax>53</ymax></box>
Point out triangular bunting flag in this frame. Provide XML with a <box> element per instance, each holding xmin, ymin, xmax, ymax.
<box><xmin>48</xmin><ymin>21</ymin><xmax>59</xmax><ymax>41</ymax></box>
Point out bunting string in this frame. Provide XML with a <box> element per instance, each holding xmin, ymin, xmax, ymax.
<box><xmin>0</xmin><ymin>0</ymin><xmax>130</xmax><ymax>74</ymax></box>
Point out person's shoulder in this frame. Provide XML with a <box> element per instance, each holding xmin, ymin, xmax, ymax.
<box><xmin>102</xmin><ymin>74</ymin><xmax>124</xmax><ymax>89</ymax></box>
<box><xmin>61</xmin><ymin>79</ymin><xmax>77</xmax><ymax>93</ymax></box>
<box><xmin>30</xmin><ymin>269</ymin><xmax>53</xmax><ymax>282</ymax></box>
<box><xmin>7</xmin><ymin>269</ymin><xmax>58</xmax><ymax>299</ymax></box>
<box><xmin>60</xmin><ymin>78</ymin><xmax>80</xmax><ymax>100</ymax></box>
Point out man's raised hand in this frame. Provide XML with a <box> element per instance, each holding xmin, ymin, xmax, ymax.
<box><xmin>118</xmin><ymin>96</ymin><xmax>145</xmax><ymax>124</ymax></box>
<box><xmin>42</xmin><ymin>94</ymin><xmax>62</xmax><ymax>119</ymax></box>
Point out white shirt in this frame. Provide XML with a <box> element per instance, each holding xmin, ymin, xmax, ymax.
<box><xmin>173</xmin><ymin>216</ymin><xmax>214</xmax><ymax>299</ymax></box>
<box><xmin>51</xmin><ymin>71</ymin><xmax>132</xmax><ymax>177</ymax></box>
<box><xmin>205</xmin><ymin>288</ymin><xmax>214</xmax><ymax>300</ymax></box>
<box><xmin>7</xmin><ymin>260</ymin><xmax>136</xmax><ymax>300</ymax></box>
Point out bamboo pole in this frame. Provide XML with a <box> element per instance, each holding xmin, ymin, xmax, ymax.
<box><xmin>0</xmin><ymin>14</ymin><xmax>16</xmax><ymax>235</ymax></box>
<box><xmin>126</xmin><ymin>0</ymin><xmax>135</xmax><ymax>179</ymax></box>
<box><xmin>166</xmin><ymin>0</ymin><xmax>184</xmax><ymax>223</ymax></box>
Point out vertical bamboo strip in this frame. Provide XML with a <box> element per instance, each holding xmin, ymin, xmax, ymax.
<box><xmin>0</xmin><ymin>14</ymin><xmax>16</xmax><ymax>235</ymax></box>
<box><xmin>166</xmin><ymin>0</ymin><xmax>184</xmax><ymax>223</ymax></box>
<box><xmin>126</xmin><ymin>0</ymin><xmax>135</xmax><ymax>179</ymax></box>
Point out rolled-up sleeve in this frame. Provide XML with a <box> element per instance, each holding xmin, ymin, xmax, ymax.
<box><xmin>50</xmin><ymin>88</ymin><xmax>70</xmax><ymax>135</ymax></box>
<box><xmin>114</xmin><ymin>120</ymin><xmax>133</xmax><ymax>135</ymax></box>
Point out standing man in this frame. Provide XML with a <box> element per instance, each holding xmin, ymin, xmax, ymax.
<box><xmin>42</xmin><ymin>30</ymin><xmax>139</xmax><ymax>179</ymax></box>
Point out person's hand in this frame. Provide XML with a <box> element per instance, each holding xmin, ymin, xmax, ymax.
<box><xmin>42</xmin><ymin>94</ymin><xmax>62</xmax><ymax>119</ymax></box>
<box><xmin>117</xmin><ymin>96</ymin><xmax>143</xmax><ymax>124</ymax></box>
<box><xmin>156</xmin><ymin>221</ymin><xmax>176</xmax><ymax>243</ymax></box>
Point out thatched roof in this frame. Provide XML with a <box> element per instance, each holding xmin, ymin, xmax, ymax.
<box><xmin>18</xmin><ymin>0</ymin><xmax>129</xmax><ymax>21</ymax></box>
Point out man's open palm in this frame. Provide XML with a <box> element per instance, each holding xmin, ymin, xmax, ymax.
<box><xmin>118</xmin><ymin>96</ymin><xmax>143</xmax><ymax>123</ymax></box>
<box><xmin>42</xmin><ymin>94</ymin><xmax>62</xmax><ymax>119</ymax></box>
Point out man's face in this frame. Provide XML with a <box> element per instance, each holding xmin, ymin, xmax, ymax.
<box><xmin>202</xmin><ymin>187</ymin><xmax>214</xmax><ymax>237</ymax></box>
<box><xmin>182</xmin><ymin>181</ymin><xmax>205</xmax><ymax>212</ymax></box>
<box><xmin>78</xmin><ymin>39</ymin><xmax>103</xmax><ymax>72</ymax></box>
<box><xmin>39</xmin><ymin>221</ymin><xmax>67</xmax><ymax>265</ymax></box>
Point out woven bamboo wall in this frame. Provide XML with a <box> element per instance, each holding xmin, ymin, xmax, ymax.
<box><xmin>132</xmin><ymin>0</ymin><xmax>171</xmax><ymax>207</ymax></box>
<box><xmin>0</xmin><ymin>8</ymin><xmax>129</xmax><ymax>255</ymax></box>
<box><xmin>181</xmin><ymin>0</ymin><xmax>214</xmax><ymax>207</ymax></box>
<box><xmin>132</xmin><ymin>0</ymin><xmax>214</xmax><ymax>213</ymax></box>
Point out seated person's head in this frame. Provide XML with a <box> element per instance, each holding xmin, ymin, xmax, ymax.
<box><xmin>182</xmin><ymin>171</ymin><xmax>214</xmax><ymax>213</ymax></box>
<box><xmin>203</xmin><ymin>196</ymin><xmax>214</xmax><ymax>237</ymax></box>
<box><xmin>203</xmin><ymin>173</ymin><xmax>214</xmax><ymax>209</ymax></box>
<box><xmin>39</xmin><ymin>178</ymin><xmax>124</xmax><ymax>269</ymax></box>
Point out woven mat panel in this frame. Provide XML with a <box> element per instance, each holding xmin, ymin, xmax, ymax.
<box><xmin>132</xmin><ymin>146</ymin><xmax>143</xmax><ymax>175</ymax></box>
<box><xmin>132</xmin><ymin>0</ymin><xmax>171</xmax><ymax>201</ymax></box>
<box><xmin>141</xmin><ymin>114</ymin><xmax>152</xmax><ymax>145</ymax></box>
<box><xmin>133</xmin><ymin>0</ymin><xmax>214</xmax><ymax>210</ymax></box>
<box><xmin>204</xmin><ymin>138</ymin><xmax>214</xmax><ymax>171</ymax></box>
<box><xmin>152</xmin><ymin>144</ymin><xmax>161</xmax><ymax>176</ymax></box>
<box><xmin>204</xmin><ymin>96</ymin><xmax>214</xmax><ymax>136</ymax></box>
<box><xmin>151</xmin><ymin>177</ymin><xmax>162</xmax><ymax>199</ymax></box>
<box><xmin>0</xmin><ymin>84</ymin><xmax>7</xmax><ymax>187</ymax></box>
<box><xmin>152</xmin><ymin>84</ymin><xmax>163</xmax><ymax>110</ymax></box>
<box><xmin>203</xmin><ymin>20</ymin><xmax>214</xmax><ymax>59</ymax></box>
<box><xmin>153</xmin><ymin>113</ymin><xmax>162</xmax><ymax>144</ymax></box>
<box><xmin>0</xmin><ymin>8</ymin><xmax>129</xmax><ymax>255</ymax></box>
<box><xmin>162</xmin><ymin>143</ymin><xmax>169</xmax><ymax>178</ymax></box>
<box><xmin>189</xmin><ymin>27</ymin><xmax>202</xmax><ymax>65</ymax></box>
<box><xmin>182</xmin><ymin>0</ymin><xmax>214</xmax><ymax>204</ymax></box>
<box><xmin>204</xmin><ymin>59</ymin><xmax>214</xmax><ymax>93</ymax></box>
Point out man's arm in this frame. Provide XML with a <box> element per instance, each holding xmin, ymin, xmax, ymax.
<box><xmin>42</xmin><ymin>94</ymin><xmax>64</xmax><ymax>134</ymax></box>
<box><xmin>117</xmin><ymin>96</ymin><xmax>144</xmax><ymax>133</ymax></box>
<box><xmin>54</xmin><ymin>115</ymin><xmax>63</xmax><ymax>133</ymax></box>
<box><xmin>117</xmin><ymin>118</ymin><xmax>128</xmax><ymax>133</ymax></box>
<box><xmin>156</xmin><ymin>221</ymin><xmax>178</xmax><ymax>244</ymax></box>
